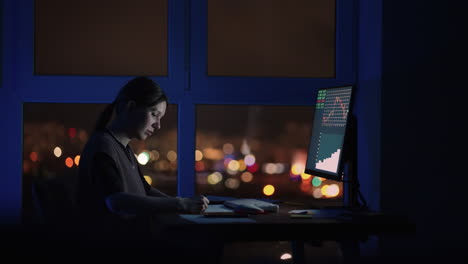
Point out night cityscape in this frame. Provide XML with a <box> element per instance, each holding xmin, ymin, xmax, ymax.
<box><xmin>22</xmin><ymin>103</ymin><xmax>343</xmax><ymax>219</ymax></box>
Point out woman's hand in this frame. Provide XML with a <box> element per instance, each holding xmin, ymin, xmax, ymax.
<box><xmin>178</xmin><ymin>195</ymin><xmax>210</xmax><ymax>214</ymax></box>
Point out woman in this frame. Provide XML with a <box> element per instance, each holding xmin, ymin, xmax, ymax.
<box><xmin>76</xmin><ymin>76</ymin><xmax>209</xmax><ymax>242</ymax></box>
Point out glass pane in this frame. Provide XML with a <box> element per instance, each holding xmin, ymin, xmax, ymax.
<box><xmin>208</xmin><ymin>0</ymin><xmax>336</xmax><ymax>77</ymax></box>
<box><xmin>35</xmin><ymin>0</ymin><xmax>168</xmax><ymax>75</ymax></box>
<box><xmin>22</xmin><ymin>103</ymin><xmax>177</xmax><ymax>221</ymax></box>
<box><xmin>195</xmin><ymin>105</ymin><xmax>343</xmax><ymax>206</ymax></box>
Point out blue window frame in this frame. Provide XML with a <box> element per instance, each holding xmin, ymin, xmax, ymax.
<box><xmin>189</xmin><ymin>0</ymin><xmax>357</xmax><ymax>105</ymax></box>
<box><xmin>1</xmin><ymin>0</ymin><xmax>361</xmax><ymax>219</ymax></box>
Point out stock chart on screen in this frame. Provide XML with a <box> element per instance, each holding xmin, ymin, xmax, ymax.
<box><xmin>306</xmin><ymin>86</ymin><xmax>352</xmax><ymax>177</ymax></box>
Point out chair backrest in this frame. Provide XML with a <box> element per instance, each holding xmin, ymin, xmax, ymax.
<box><xmin>30</xmin><ymin>175</ymin><xmax>77</xmax><ymax>225</ymax></box>
<box><xmin>31</xmin><ymin>180</ymin><xmax>46</xmax><ymax>224</ymax></box>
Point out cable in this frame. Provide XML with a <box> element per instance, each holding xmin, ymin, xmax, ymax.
<box><xmin>342</xmin><ymin>178</ymin><xmax>368</xmax><ymax>210</ymax></box>
<box><xmin>357</xmin><ymin>189</ymin><xmax>368</xmax><ymax>209</ymax></box>
<box><xmin>355</xmin><ymin>179</ymin><xmax>369</xmax><ymax>210</ymax></box>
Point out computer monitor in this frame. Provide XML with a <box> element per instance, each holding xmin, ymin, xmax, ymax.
<box><xmin>305</xmin><ymin>85</ymin><xmax>355</xmax><ymax>182</ymax></box>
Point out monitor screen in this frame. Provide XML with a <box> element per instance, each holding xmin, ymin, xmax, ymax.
<box><xmin>305</xmin><ymin>85</ymin><xmax>354</xmax><ymax>181</ymax></box>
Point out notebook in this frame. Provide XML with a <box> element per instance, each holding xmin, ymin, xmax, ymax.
<box><xmin>202</xmin><ymin>198</ymin><xmax>279</xmax><ymax>216</ymax></box>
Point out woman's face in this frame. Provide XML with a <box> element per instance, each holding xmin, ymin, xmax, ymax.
<box><xmin>129</xmin><ymin>100</ymin><xmax>167</xmax><ymax>141</ymax></box>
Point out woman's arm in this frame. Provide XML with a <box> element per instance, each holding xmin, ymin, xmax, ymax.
<box><xmin>146</xmin><ymin>187</ymin><xmax>171</xmax><ymax>197</ymax></box>
<box><xmin>92</xmin><ymin>153</ymin><xmax>202</xmax><ymax>216</ymax></box>
<box><xmin>105</xmin><ymin>192</ymin><xmax>184</xmax><ymax>216</ymax></box>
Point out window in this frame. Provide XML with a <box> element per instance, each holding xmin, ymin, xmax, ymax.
<box><xmin>35</xmin><ymin>0</ymin><xmax>168</xmax><ymax>75</ymax></box>
<box><xmin>207</xmin><ymin>0</ymin><xmax>336</xmax><ymax>78</ymax></box>
<box><xmin>195</xmin><ymin>104</ymin><xmax>343</xmax><ymax>205</ymax></box>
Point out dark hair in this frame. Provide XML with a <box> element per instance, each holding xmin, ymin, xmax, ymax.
<box><xmin>94</xmin><ymin>76</ymin><xmax>168</xmax><ymax>131</ymax></box>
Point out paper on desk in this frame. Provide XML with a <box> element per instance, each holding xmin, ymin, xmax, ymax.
<box><xmin>179</xmin><ymin>214</ymin><xmax>256</xmax><ymax>224</ymax></box>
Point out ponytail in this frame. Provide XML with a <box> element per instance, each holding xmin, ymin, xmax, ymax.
<box><xmin>94</xmin><ymin>102</ymin><xmax>115</xmax><ymax>132</ymax></box>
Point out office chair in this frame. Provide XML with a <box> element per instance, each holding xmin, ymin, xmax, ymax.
<box><xmin>30</xmin><ymin>175</ymin><xmax>78</xmax><ymax>226</ymax></box>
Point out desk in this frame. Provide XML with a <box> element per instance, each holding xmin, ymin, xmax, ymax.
<box><xmin>6</xmin><ymin>205</ymin><xmax>414</xmax><ymax>263</ymax></box>
<box><xmin>156</xmin><ymin>205</ymin><xmax>415</xmax><ymax>264</ymax></box>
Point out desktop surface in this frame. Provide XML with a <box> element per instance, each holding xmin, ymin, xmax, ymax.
<box><xmin>163</xmin><ymin>203</ymin><xmax>415</xmax><ymax>243</ymax></box>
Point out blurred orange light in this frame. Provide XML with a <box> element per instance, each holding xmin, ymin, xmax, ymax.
<box><xmin>207</xmin><ymin>172</ymin><xmax>223</xmax><ymax>185</ymax></box>
<box><xmin>300</xmin><ymin>173</ymin><xmax>312</xmax><ymax>180</ymax></box>
<box><xmin>263</xmin><ymin>184</ymin><xmax>275</xmax><ymax>196</ymax></box>
<box><xmin>151</xmin><ymin>150</ymin><xmax>160</xmax><ymax>161</ymax></box>
<box><xmin>222</xmin><ymin>143</ymin><xmax>234</xmax><ymax>154</ymax></box>
<box><xmin>300</xmin><ymin>182</ymin><xmax>311</xmax><ymax>193</ymax></box>
<box><xmin>203</xmin><ymin>148</ymin><xmax>224</xmax><ymax>160</ymax></box>
<box><xmin>23</xmin><ymin>160</ymin><xmax>31</xmax><ymax>173</ymax></box>
<box><xmin>143</xmin><ymin>175</ymin><xmax>153</xmax><ymax>185</ymax></box>
<box><xmin>195</xmin><ymin>150</ymin><xmax>203</xmax><ymax>161</ymax></box>
<box><xmin>65</xmin><ymin>157</ymin><xmax>74</xmax><ymax>168</ymax></box>
<box><xmin>240</xmin><ymin>172</ymin><xmax>254</xmax><ymax>183</ymax></box>
<box><xmin>264</xmin><ymin>163</ymin><xmax>277</xmax><ymax>174</ymax></box>
<box><xmin>321</xmin><ymin>185</ymin><xmax>329</xmax><ymax>196</ymax></box>
<box><xmin>166</xmin><ymin>150</ymin><xmax>177</xmax><ymax>162</ymax></box>
<box><xmin>195</xmin><ymin>161</ymin><xmax>205</xmax><ymax>171</ymax></box>
<box><xmin>227</xmin><ymin>160</ymin><xmax>240</xmax><ymax>171</ymax></box>
<box><xmin>30</xmin><ymin>152</ymin><xmax>38</xmax><ymax>162</ymax></box>
<box><xmin>78</xmin><ymin>129</ymin><xmax>88</xmax><ymax>142</ymax></box>
<box><xmin>74</xmin><ymin>155</ymin><xmax>81</xmax><ymax>166</ymax></box>
<box><xmin>290</xmin><ymin>163</ymin><xmax>305</xmax><ymax>176</ymax></box>
<box><xmin>238</xmin><ymin>159</ymin><xmax>246</xmax><ymax>171</ymax></box>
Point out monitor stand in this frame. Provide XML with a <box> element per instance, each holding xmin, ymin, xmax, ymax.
<box><xmin>341</xmin><ymin>114</ymin><xmax>367</xmax><ymax>211</ymax></box>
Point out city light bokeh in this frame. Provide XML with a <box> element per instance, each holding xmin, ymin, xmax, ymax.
<box><xmin>195</xmin><ymin>105</ymin><xmax>343</xmax><ymax>204</ymax></box>
<box><xmin>22</xmin><ymin>103</ymin><xmax>344</xmax><ymax>219</ymax></box>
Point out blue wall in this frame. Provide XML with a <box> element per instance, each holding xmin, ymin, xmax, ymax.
<box><xmin>380</xmin><ymin>0</ymin><xmax>467</xmax><ymax>259</ymax></box>
<box><xmin>355</xmin><ymin>0</ymin><xmax>383</xmax><ymax>213</ymax></box>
